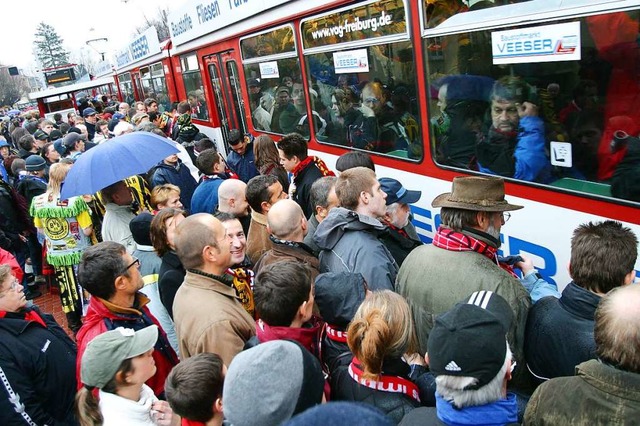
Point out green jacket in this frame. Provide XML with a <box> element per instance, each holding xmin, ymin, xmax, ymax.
<box><xmin>525</xmin><ymin>359</ymin><xmax>640</xmax><ymax>425</ymax></box>
<box><xmin>396</xmin><ymin>242</ymin><xmax>531</xmax><ymax>374</ymax></box>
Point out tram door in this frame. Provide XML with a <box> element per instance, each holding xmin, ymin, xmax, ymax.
<box><xmin>131</xmin><ymin>72</ymin><xmax>145</xmax><ymax>102</ymax></box>
<box><xmin>205</xmin><ymin>51</ymin><xmax>248</xmax><ymax>151</ymax></box>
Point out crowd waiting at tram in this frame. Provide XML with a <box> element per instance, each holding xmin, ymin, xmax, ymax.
<box><xmin>0</xmin><ymin>98</ymin><xmax>638</xmax><ymax>425</ymax></box>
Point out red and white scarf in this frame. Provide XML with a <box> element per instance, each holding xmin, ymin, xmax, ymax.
<box><xmin>348</xmin><ymin>358</ymin><xmax>420</xmax><ymax>403</ymax></box>
<box><xmin>432</xmin><ymin>226</ymin><xmax>517</xmax><ymax>278</ymax></box>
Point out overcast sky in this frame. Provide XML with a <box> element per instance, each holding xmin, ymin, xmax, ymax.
<box><xmin>2</xmin><ymin>0</ymin><xmax>179</xmax><ymax>73</ymax></box>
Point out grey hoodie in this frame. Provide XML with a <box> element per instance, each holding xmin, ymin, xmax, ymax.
<box><xmin>313</xmin><ymin>207</ymin><xmax>397</xmax><ymax>291</ymax></box>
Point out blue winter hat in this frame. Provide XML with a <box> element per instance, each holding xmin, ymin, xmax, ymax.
<box><xmin>53</xmin><ymin>139</ymin><xmax>66</xmax><ymax>156</ymax></box>
<box><xmin>379</xmin><ymin>177</ymin><xmax>421</xmax><ymax>205</ymax></box>
<box><xmin>82</xmin><ymin>107</ymin><xmax>97</xmax><ymax>117</ymax></box>
<box><xmin>0</xmin><ymin>140</ymin><xmax>10</xmax><ymax>148</ymax></box>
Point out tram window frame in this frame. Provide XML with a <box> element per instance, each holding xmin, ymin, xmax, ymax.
<box><xmin>299</xmin><ymin>0</ymin><xmax>423</xmax><ymax>161</ymax></box>
<box><xmin>118</xmin><ymin>72</ymin><xmax>135</xmax><ymax>106</ymax></box>
<box><xmin>240</xmin><ymin>24</ymin><xmax>305</xmax><ymax>136</ymax></box>
<box><xmin>422</xmin><ymin>2</ymin><xmax>640</xmax><ymax>205</ymax></box>
<box><xmin>180</xmin><ymin>53</ymin><xmax>209</xmax><ymax>121</ymax></box>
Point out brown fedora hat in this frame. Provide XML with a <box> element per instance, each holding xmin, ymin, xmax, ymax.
<box><xmin>432</xmin><ymin>176</ymin><xmax>523</xmax><ymax>212</ymax></box>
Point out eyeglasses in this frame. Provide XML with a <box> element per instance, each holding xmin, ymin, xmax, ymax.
<box><xmin>0</xmin><ymin>278</ymin><xmax>20</xmax><ymax>296</ymax></box>
<box><xmin>502</xmin><ymin>212</ymin><xmax>511</xmax><ymax>223</ymax></box>
<box><xmin>363</xmin><ymin>97</ymin><xmax>380</xmax><ymax>104</ymax></box>
<box><xmin>123</xmin><ymin>257</ymin><xmax>140</xmax><ymax>273</ymax></box>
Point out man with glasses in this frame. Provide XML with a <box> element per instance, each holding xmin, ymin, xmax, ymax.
<box><xmin>359</xmin><ymin>82</ymin><xmax>410</xmax><ymax>153</ymax></box>
<box><xmin>396</xmin><ymin>176</ymin><xmax>533</xmax><ymax>390</ymax></box>
<box><xmin>0</xmin><ymin>264</ymin><xmax>78</xmax><ymax>425</ymax></box>
<box><xmin>76</xmin><ymin>241</ymin><xmax>179</xmax><ymax>398</ymax></box>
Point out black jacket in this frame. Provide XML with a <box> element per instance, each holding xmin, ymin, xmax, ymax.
<box><xmin>158</xmin><ymin>250</ymin><xmax>186</xmax><ymax>319</ymax></box>
<box><xmin>293</xmin><ymin>161</ymin><xmax>324</xmax><ymax>219</ymax></box>
<box><xmin>0</xmin><ymin>307</ymin><xmax>77</xmax><ymax>425</ymax></box>
<box><xmin>331</xmin><ymin>357</ymin><xmax>422</xmax><ymax>424</ymax></box>
<box><xmin>378</xmin><ymin>225</ymin><xmax>423</xmax><ymax>268</ymax></box>
<box><xmin>15</xmin><ymin>175</ymin><xmax>46</xmax><ymax>207</ymax></box>
<box><xmin>525</xmin><ymin>282</ymin><xmax>600</xmax><ymax>382</ymax></box>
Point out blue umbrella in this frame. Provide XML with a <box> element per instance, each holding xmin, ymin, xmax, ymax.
<box><xmin>7</xmin><ymin>109</ymin><xmax>20</xmax><ymax>117</ymax></box>
<box><xmin>60</xmin><ymin>131</ymin><xmax>179</xmax><ymax>199</ymax></box>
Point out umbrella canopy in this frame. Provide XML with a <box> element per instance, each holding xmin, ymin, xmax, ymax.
<box><xmin>6</xmin><ymin>109</ymin><xmax>20</xmax><ymax>117</ymax></box>
<box><xmin>60</xmin><ymin>131</ymin><xmax>179</xmax><ymax>199</ymax></box>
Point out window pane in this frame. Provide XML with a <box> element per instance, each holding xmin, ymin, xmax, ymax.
<box><xmin>422</xmin><ymin>0</ymin><xmax>531</xmax><ymax>30</ymax></box>
<box><xmin>241</xmin><ymin>26</ymin><xmax>295</xmax><ymax>60</ymax></box>
<box><xmin>304</xmin><ymin>40</ymin><xmax>422</xmax><ymax>160</ymax></box>
<box><xmin>425</xmin><ymin>9</ymin><xmax>640</xmax><ymax>204</ymax></box>
<box><xmin>183</xmin><ymin>71</ymin><xmax>209</xmax><ymax>120</ymax></box>
<box><xmin>243</xmin><ymin>57</ymin><xmax>304</xmax><ymax>134</ymax></box>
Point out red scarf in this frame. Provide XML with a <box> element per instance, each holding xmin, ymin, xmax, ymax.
<box><xmin>383</xmin><ymin>220</ymin><xmax>410</xmax><ymax>239</ymax></box>
<box><xmin>432</xmin><ymin>226</ymin><xmax>517</xmax><ymax>278</ymax></box>
<box><xmin>348</xmin><ymin>358</ymin><xmax>420</xmax><ymax>403</ymax></box>
<box><xmin>291</xmin><ymin>156</ymin><xmax>335</xmax><ymax>178</ymax></box>
<box><xmin>325</xmin><ymin>324</ymin><xmax>348</xmax><ymax>343</ymax></box>
<box><xmin>0</xmin><ymin>309</ymin><xmax>47</xmax><ymax>327</ymax></box>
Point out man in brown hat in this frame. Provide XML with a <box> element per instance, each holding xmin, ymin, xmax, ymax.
<box><xmin>396</xmin><ymin>176</ymin><xmax>531</xmax><ymax>387</ymax></box>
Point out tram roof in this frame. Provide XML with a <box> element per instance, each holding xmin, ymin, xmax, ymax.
<box><xmin>28</xmin><ymin>77</ymin><xmax>114</xmax><ymax>101</ymax></box>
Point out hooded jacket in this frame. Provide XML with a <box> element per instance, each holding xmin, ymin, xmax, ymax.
<box><xmin>150</xmin><ymin>160</ymin><xmax>198</xmax><ymax>211</ymax></box>
<box><xmin>314</xmin><ymin>207</ymin><xmax>397</xmax><ymax>291</ymax></box>
<box><xmin>76</xmin><ymin>294</ymin><xmax>179</xmax><ymax>397</ymax></box>
<box><xmin>0</xmin><ymin>307</ymin><xmax>77</xmax><ymax>426</ymax></box>
<box><xmin>314</xmin><ymin>272</ymin><xmax>367</xmax><ymax>374</ymax></box>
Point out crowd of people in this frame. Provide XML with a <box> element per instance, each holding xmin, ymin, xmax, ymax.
<box><xmin>0</xmin><ymin>98</ymin><xmax>638</xmax><ymax>426</ymax></box>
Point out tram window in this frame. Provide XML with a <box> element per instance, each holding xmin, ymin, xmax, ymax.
<box><xmin>305</xmin><ymin>41</ymin><xmax>422</xmax><ymax>161</ymax></box>
<box><xmin>425</xmin><ymin>7</ymin><xmax>640</xmax><ymax>204</ymax></box>
<box><xmin>118</xmin><ymin>72</ymin><xmax>135</xmax><ymax>106</ymax></box>
<box><xmin>151</xmin><ymin>63</ymin><xmax>169</xmax><ymax>112</ymax></box>
<box><xmin>180</xmin><ymin>53</ymin><xmax>209</xmax><ymax>121</ymax></box>
<box><xmin>423</xmin><ymin>0</ymin><xmax>531</xmax><ymax>29</ymax></box>
<box><xmin>242</xmin><ymin>57</ymin><xmax>305</xmax><ymax>135</ymax></box>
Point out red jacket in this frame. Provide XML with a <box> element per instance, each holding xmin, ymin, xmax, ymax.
<box><xmin>0</xmin><ymin>248</ymin><xmax>23</xmax><ymax>282</ymax></box>
<box><xmin>76</xmin><ymin>293</ymin><xmax>179</xmax><ymax>396</ymax></box>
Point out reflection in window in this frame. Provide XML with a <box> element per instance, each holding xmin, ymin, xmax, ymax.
<box><xmin>243</xmin><ymin>57</ymin><xmax>304</xmax><ymax>135</ymax></box>
<box><xmin>118</xmin><ymin>72</ymin><xmax>135</xmax><ymax>106</ymax></box>
<box><xmin>425</xmin><ymin>7</ymin><xmax>640</xmax><ymax>204</ymax></box>
<box><xmin>305</xmin><ymin>41</ymin><xmax>422</xmax><ymax>160</ymax></box>
<box><xmin>180</xmin><ymin>54</ymin><xmax>209</xmax><ymax>120</ymax></box>
<box><xmin>423</xmin><ymin>0</ymin><xmax>531</xmax><ymax>29</ymax></box>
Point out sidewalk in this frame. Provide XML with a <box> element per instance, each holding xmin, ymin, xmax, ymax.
<box><xmin>31</xmin><ymin>284</ymin><xmax>74</xmax><ymax>337</ymax></box>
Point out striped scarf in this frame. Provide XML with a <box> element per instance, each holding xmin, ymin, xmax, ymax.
<box><xmin>432</xmin><ymin>226</ymin><xmax>517</xmax><ymax>278</ymax></box>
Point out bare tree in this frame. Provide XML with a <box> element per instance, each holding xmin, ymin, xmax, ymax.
<box><xmin>70</xmin><ymin>48</ymin><xmax>98</xmax><ymax>79</ymax></box>
<box><xmin>135</xmin><ymin>7</ymin><xmax>170</xmax><ymax>42</ymax></box>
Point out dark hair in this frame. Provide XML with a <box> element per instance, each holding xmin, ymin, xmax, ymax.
<box><xmin>195</xmin><ymin>148</ymin><xmax>221</xmax><ymax>174</ymax></box>
<box><xmin>78</xmin><ymin>242</ymin><xmax>128</xmax><ymax>300</ymax></box>
<box><xmin>335</xmin><ymin>151</ymin><xmax>375</xmax><ymax>172</ymax></box>
<box><xmin>310</xmin><ymin>176</ymin><xmax>337</xmax><ymax>213</ymax></box>
<box><xmin>253</xmin><ymin>134</ymin><xmax>280</xmax><ymax>168</ymax></box>
<box><xmin>246</xmin><ymin>174</ymin><xmax>279</xmax><ymax>213</ymax></box>
<box><xmin>165</xmin><ymin>353</ymin><xmax>224</xmax><ymax>422</ymax></box>
<box><xmin>570</xmin><ymin>221</ymin><xmax>638</xmax><ymax>293</ymax></box>
<box><xmin>150</xmin><ymin>208</ymin><xmax>186</xmax><ymax>257</ymax></box>
<box><xmin>53</xmin><ymin>113</ymin><xmax>62</xmax><ymax>121</ymax></box>
<box><xmin>177</xmin><ymin>101</ymin><xmax>191</xmax><ymax>114</ymax></box>
<box><xmin>195</xmin><ymin>138</ymin><xmax>216</xmax><ymax>153</ymax></box>
<box><xmin>59</xmin><ymin>122</ymin><xmax>70</xmax><ymax>135</ymax></box>
<box><xmin>213</xmin><ymin>211</ymin><xmax>236</xmax><ymax>223</ymax></box>
<box><xmin>254</xmin><ymin>261</ymin><xmax>311</xmax><ymax>326</ymax></box>
<box><xmin>11</xmin><ymin>127</ymin><xmax>29</xmax><ymax>147</ymax></box>
<box><xmin>19</xmin><ymin>134</ymin><xmax>34</xmax><ymax>151</ymax></box>
<box><xmin>277</xmin><ymin>133</ymin><xmax>308</xmax><ymax>160</ymax></box>
<box><xmin>227</xmin><ymin>129</ymin><xmax>242</xmax><ymax>145</ymax></box>
<box><xmin>148</xmin><ymin>111</ymin><xmax>160</xmax><ymax>122</ymax></box>
<box><xmin>144</xmin><ymin>98</ymin><xmax>158</xmax><ymax>108</ymax></box>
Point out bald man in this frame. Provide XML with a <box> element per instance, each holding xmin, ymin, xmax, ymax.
<box><xmin>172</xmin><ymin>214</ymin><xmax>255</xmax><ymax>364</ymax></box>
<box><xmin>217</xmin><ymin>179</ymin><xmax>251</xmax><ymax>235</ymax></box>
<box><xmin>253</xmin><ymin>199</ymin><xmax>319</xmax><ymax>283</ymax></box>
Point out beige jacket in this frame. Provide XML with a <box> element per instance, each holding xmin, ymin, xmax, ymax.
<box><xmin>246</xmin><ymin>211</ymin><xmax>271</xmax><ymax>265</ymax></box>
<box><xmin>173</xmin><ymin>270</ymin><xmax>255</xmax><ymax>366</ymax></box>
